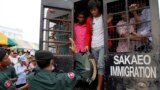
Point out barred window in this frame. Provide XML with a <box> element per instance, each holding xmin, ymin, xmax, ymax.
<box><xmin>106</xmin><ymin>0</ymin><xmax>152</xmax><ymax>53</ymax></box>
<box><xmin>42</xmin><ymin>7</ymin><xmax>72</xmax><ymax>55</ymax></box>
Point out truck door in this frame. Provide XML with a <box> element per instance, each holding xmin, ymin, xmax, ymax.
<box><xmin>103</xmin><ymin>0</ymin><xmax>160</xmax><ymax>90</ymax></box>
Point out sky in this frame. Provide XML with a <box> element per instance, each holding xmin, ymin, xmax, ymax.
<box><xmin>0</xmin><ymin>0</ymin><xmax>41</xmax><ymax>43</ymax></box>
<box><xmin>0</xmin><ymin>0</ymin><xmax>160</xmax><ymax>44</ymax></box>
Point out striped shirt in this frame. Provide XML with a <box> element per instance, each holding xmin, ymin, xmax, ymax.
<box><xmin>91</xmin><ymin>15</ymin><xmax>104</xmax><ymax>48</ymax></box>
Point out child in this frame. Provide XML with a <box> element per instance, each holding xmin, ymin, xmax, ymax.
<box><xmin>74</xmin><ymin>11</ymin><xmax>87</xmax><ymax>53</ymax></box>
<box><xmin>85</xmin><ymin>0</ymin><xmax>104</xmax><ymax>90</ymax></box>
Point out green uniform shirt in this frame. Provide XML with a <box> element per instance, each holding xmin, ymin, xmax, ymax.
<box><xmin>27</xmin><ymin>53</ymin><xmax>86</xmax><ymax>90</ymax></box>
<box><xmin>0</xmin><ymin>66</ymin><xmax>17</xmax><ymax>90</ymax></box>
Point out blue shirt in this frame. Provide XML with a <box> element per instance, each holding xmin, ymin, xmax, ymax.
<box><xmin>14</xmin><ymin>63</ymin><xmax>27</xmax><ymax>85</ymax></box>
<box><xmin>137</xmin><ymin>8</ymin><xmax>151</xmax><ymax>38</ymax></box>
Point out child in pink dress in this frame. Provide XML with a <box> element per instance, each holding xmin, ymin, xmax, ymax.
<box><xmin>74</xmin><ymin>11</ymin><xmax>87</xmax><ymax>53</ymax></box>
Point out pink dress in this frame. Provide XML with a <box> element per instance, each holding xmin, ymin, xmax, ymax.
<box><xmin>116</xmin><ymin>19</ymin><xmax>135</xmax><ymax>52</ymax></box>
<box><xmin>74</xmin><ymin>23</ymin><xmax>87</xmax><ymax>52</ymax></box>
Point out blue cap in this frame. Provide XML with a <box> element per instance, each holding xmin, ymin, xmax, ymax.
<box><xmin>18</xmin><ymin>56</ymin><xmax>25</xmax><ymax>61</ymax></box>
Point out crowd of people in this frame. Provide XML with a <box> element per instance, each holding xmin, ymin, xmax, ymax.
<box><xmin>0</xmin><ymin>38</ymin><xmax>88</xmax><ymax>90</ymax></box>
<box><xmin>0</xmin><ymin>48</ymin><xmax>37</xmax><ymax>90</ymax></box>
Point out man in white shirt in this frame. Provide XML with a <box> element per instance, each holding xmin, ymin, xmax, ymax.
<box><xmin>87</xmin><ymin>0</ymin><xmax>105</xmax><ymax>90</ymax></box>
<box><xmin>14</xmin><ymin>56</ymin><xmax>28</xmax><ymax>88</ymax></box>
<box><xmin>9</xmin><ymin>50</ymin><xmax>18</xmax><ymax>66</ymax></box>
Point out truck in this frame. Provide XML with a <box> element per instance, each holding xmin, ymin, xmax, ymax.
<box><xmin>39</xmin><ymin>0</ymin><xmax>160</xmax><ymax>90</ymax></box>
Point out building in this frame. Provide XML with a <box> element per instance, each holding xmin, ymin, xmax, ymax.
<box><xmin>0</xmin><ymin>26</ymin><xmax>23</xmax><ymax>39</ymax></box>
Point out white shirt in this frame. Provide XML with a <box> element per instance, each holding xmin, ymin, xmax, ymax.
<box><xmin>9</xmin><ymin>56</ymin><xmax>18</xmax><ymax>65</ymax></box>
<box><xmin>91</xmin><ymin>15</ymin><xmax>104</xmax><ymax>48</ymax></box>
<box><xmin>14</xmin><ymin>63</ymin><xmax>27</xmax><ymax>85</ymax></box>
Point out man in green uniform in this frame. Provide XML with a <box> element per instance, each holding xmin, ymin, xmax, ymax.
<box><xmin>18</xmin><ymin>38</ymin><xmax>87</xmax><ymax>90</ymax></box>
<box><xmin>0</xmin><ymin>47</ymin><xmax>17</xmax><ymax>90</ymax></box>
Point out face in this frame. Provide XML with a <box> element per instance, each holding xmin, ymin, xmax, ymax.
<box><xmin>12</xmin><ymin>51</ymin><xmax>18</xmax><ymax>57</ymax></box>
<box><xmin>19</xmin><ymin>51</ymin><xmax>23</xmax><ymax>56</ymax></box>
<box><xmin>77</xmin><ymin>14</ymin><xmax>85</xmax><ymax>24</ymax></box>
<box><xmin>90</xmin><ymin>7</ymin><xmax>99</xmax><ymax>17</ymax></box>
<box><xmin>121</xmin><ymin>13</ymin><xmax>127</xmax><ymax>21</ymax></box>
<box><xmin>0</xmin><ymin>55</ymin><xmax>10</xmax><ymax>67</ymax></box>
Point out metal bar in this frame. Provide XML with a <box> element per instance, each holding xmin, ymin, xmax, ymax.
<box><xmin>150</xmin><ymin>0</ymin><xmax>160</xmax><ymax>52</ymax></box>
<box><xmin>107</xmin><ymin>21</ymin><xmax>151</xmax><ymax>29</ymax></box>
<box><xmin>48</xmin><ymin>44</ymin><xmax>68</xmax><ymax>47</ymax></box>
<box><xmin>39</xmin><ymin>2</ymin><xmax>45</xmax><ymax>50</ymax></box>
<box><xmin>54</xmin><ymin>55</ymin><xmax>73</xmax><ymax>57</ymax></box>
<box><xmin>43</xmin><ymin>18</ymin><xmax>71</xmax><ymax>22</ymax></box>
<box><xmin>125</xmin><ymin>0</ymin><xmax>130</xmax><ymax>52</ymax></box>
<box><xmin>103</xmin><ymin>0</ymin><xmax>108</xmax><ymax>54</ymax></box>
<box><xmin>108</xmin><ymin>6</ymin><xmax>150</xmax><ymax>16</ymax></box>
<box><xmin>43</xmin><ymin>29</ymin><xmax>71</xmax><ymax>33</ymax></box>
<box><xmin>43</xmin><ymin>40</ymin><xmax>70</xmax><ymax>44</ymax></box>
<box><xmin>46</xmin><ymin>10</ymin><xmax>50</xmax><ymax>51</ymax></box>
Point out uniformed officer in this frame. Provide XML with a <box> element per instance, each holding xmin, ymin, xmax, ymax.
<box><xmin>0</xmin><ymin>47</ymin><xmax>17</xmax><ymax>90</ymax></box>
<box><xmin>18</xmin><ymin>38</ymin><xmax>86</xmax><ymax>90</ymax></box>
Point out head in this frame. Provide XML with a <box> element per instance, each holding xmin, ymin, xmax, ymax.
<box><xmin>31</xmin><ymin>56</ymin><xmax>37</xmax><ymax>67</ymax></box>
<box><xmin>18</xmin><ymin>51</ymin><xmax>23</xmax><ymax>56</ymax></box>
<box><xmin>11</xmin><ymin>50</ymin><xmax>18</xmax><ymax>58</ymax></box>
<box><xmin>88</xmin><ymin>0</ymin><xmax>101</xmax><ymax>17</ymax></box>
<box><xmin>35</xmin><ymin>51</ymin><xmax>55</xmax><ymax>70</ymax></box>
<box><xmin>0</xmin><ymin>48</ymin><xmax>10</xmax><ymax>67</ymax></box>
<box><xmin>132</xmin><ymin>0</ymin><xmax>148</xmax><ymax>8</ymax></box>
<box><xmin>26</xmin><ymin>50</ymin><xmax>30</xmax><ymax>55</ymax></box>
<box><xmin>121</xmin><ymin>12</ymin><xmax>127</xmax><ymax>21</ymax></box>
<box><xmin>76</xmin><ymin>11</ymin><xmax>86</xmax><ymax>24</ymax></box>
<box><xmin>27</xmin><ymin>55</ymin><xmax>32</xmax><ymax>62</ymax></box>
<box><xmin>18</xmin><ymin>56</ymin><xmax>26</xmax><ymax>65</ymax></box>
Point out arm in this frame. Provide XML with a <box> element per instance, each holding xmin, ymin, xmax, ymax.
<box><xmin>85</xmin><ymin>17</ymin><xmax>92</xmax><ymax>50</ymax></box>
<box><xmin>58</xmin><ymin>38</ymin><xmax>86</xmax><ymax>90</ymax></box>
<box><xmin>129</xmin><ymin>4</ymin><xmax>141</xmax><ymax>23</ymax></box>
<box><xmin>116</xmin><ymin>21</ymin><xmax>128</xmax><ymax>37</ymax></box>
<box><xmin>10</xmin><ymin>67</ymin><xmax>17</xmax><ymax>82</ymax></box>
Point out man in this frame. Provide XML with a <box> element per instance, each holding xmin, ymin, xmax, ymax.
<box><xmin>14</xmin><ymin>56</ymin><xmax>28</xmax><ymax>88</ymax></box>
<box><xmin>85</xmin><ymin>0</ymin><xmax>105</xmax><ymax>89</ymax></box>
<box><xmin>18</xmin><ymin>38</ymin><xmax>86</xmax><ymax>90</ymax></box>
<box><xmin>9</xmin><ymin>50</ymin><xmax>19</xmax><ymax>66</ymax></box>
<box><xmin>129</xmin><ymin>0</ymin><xmax>152</xmax><ymax>51</ymax></box>
<box><xmin>0</xmin><ymin>47</ymin><xmax>17</xmax><ymax>90</ymax></box>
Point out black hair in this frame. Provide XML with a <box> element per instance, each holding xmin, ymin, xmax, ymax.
<box><xmin>35</xmin><ymin>50</ymin><xmax>55</xmax><ymax>69</ymax></box>
<box><xmin>77</xmin><ymin>11</ymin><xmax>86</xmax><ymax>17</ymax></box>
<box><xmin>88</xmin><ymin>0</ymin><xmax>101</xmax><ymax>11</ymax></box>
<box><xmin>0</xmin><ymin>47</ymin><xmax>7</xmax><ymax>61</ymax></box>
<box><xmin>37</xmin><ymin>60</ymin><xmax>51</xmax><ymax>69</ymax></box>
<box><xmin>129</xmin><ymin>0</ymin><xmax>149</xmax><ymax>6</ymax></box>
<box><xmin>75</xmin><ymin>10</ymin><xmax>87</xmax><ymax>23</ymax></box>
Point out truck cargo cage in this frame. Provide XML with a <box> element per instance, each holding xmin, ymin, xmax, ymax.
<box><xmin>41</xmin><ymin>7</ymin><xmax>72</xmax><ymax>55</ymax></box>
<box><xmin>39</xmin><ymin>0</ymin><xmax>76</xmax><ymax>72</ymax></box>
